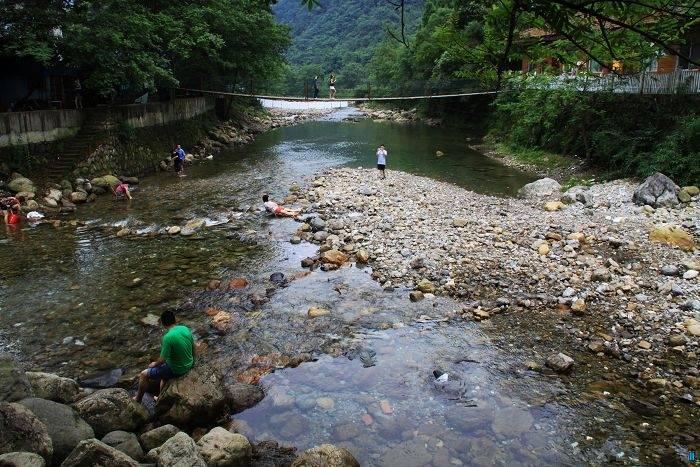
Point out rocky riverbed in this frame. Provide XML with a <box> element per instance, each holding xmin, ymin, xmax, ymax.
<box><xmin>293</xmin><ymin>169</ymin><xmax>699</xmax><ymax>398</ymax></box>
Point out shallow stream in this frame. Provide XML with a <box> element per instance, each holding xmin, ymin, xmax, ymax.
<box><xmin>0</xmin><ymin>109</ymin><xmax>690</xmax><ymax>465</ymax></box>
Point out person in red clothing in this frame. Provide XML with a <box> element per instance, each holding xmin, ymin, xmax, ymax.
<box><xmin>1</xmin><ymin>195</ymin><xmax>23</xmax><ymax>223</ymax></box>
<box><xmin>112</xmin><ymin>181</ymin><xmax>132</xmax><ymax>200</ymax></box>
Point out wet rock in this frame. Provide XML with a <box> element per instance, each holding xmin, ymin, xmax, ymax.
<box><xmin>226</xmin><ymin>383</ymin><xmax>265</xmax><ymax>414</ymax></box>
<box><xmin>228</xmin><ymin>278</ymin><xmax>249</xmax><ymax>289</ymax></box>
<box><xmin>301</xmin><ymin>257</ymin><xmax>315</xmax><ymax>268</ymax></box>
<box><xmin>102</xmin><ymin>431</ymin><xmax>143</xmax><ymax>461</ymax></box>
<box><xmin>518</xmin><ymin>178</ymin><xmax>561</xmax><ymax>200</ymax></box>
<box><xmin>378</xmin><ymin>440</ymin><xmax>430</xmax><ymax>467</ymax></box>
<box><xmin>0</xmin><ymin>353</ymin><xmax>33</xmax><ymax>402</ymax></box>
<box><xmin>80</xmin><ymin>368</ymin><xmax>124</xmax><ymax>389</ymax></box>
<box><xmin>156</xmin><ymin>365</ymin><xmax>229</xmax><ymax>428</ymax></box>
<box><xmin>632</xmin><ymin>172</ymin><xmax>679</xmax><ymax>207</ymax></box>
<box><xmin>0</xmin><ymin>452</ymin><xmax>45</xmax><ymax>466</ymax></box>
<box><xmin>25</xmin><ymin>372</ymin><xmax>79</xmax><ymax>404</ymax></box>
<box><xmin>185</xmin><ymin>218</ymin><xmax>206</xmax><ymax>231</ymax></box>
<box><xmin>138</xmin><ymin>424</ymin><xmax>181</xmax><ymax>452</ymax></box>
<box><xmin>211</xmin><ymin>310</ymin><xmax>232</xmax><ymax>332</ymax></box>
<box><xmin>62</xmin><ymin>438</ymin><xmax>138</xmax><ymax>467</ymax></box>
<box><xmin>90</xmin><ymin>175</ymin><xmax>120</xmax><ymax>189</ymax></box>
<box><xmin>167</xmin><ymin>226</ymin><xmax>181</xmax><ymax>235</ymax></box>
<box><xmin>545</xmin><ymin>353</ymin><xmax>574</xmax><ymax>373</ymax></box>
<box><xmin>269</xmin><ymin>272</ymin><xmax>286</xmax><ymax>284</ymax></box>
<box><xmin>73</xmin><ymin>388</ymin><xmax>149</xmax><ymax>437</ymax></box>
<box><xmin>320</xmin><ymin>249</ymin><xmax>348</xmax><ymax>266</ymax></box>
<box><xmin>623</xmin><ymin>398</ymin><xmax>660</xmax><ymax>416</ymax></box>
<box><xmin>19</xmin><ymin>397</ymin><xmax>94</xmax><ymax>462</ymax></box>
<box><xmin>116</xmin><ymin>228</ymin><xmax>130</xmax><ymax>237</ymax></box>
<box><xmin>307</xmin><ymin>307</ymin><xmax>330</xmax><ymax>318</ymax></box>
<box><xmin>649</xmin><ymin>224</ymin><xmax>696</xmax><ymax>251</ymax></box>
<box><xmin>409</xmin><ymin>291</ymin><xmax>424</xmax><ymax>302</ymax></box>
<box><xmin>290</xmin><ymin>236</ymin><xmax>302</xmax><ymax>244</ymax></box>
<box><xmin>8</xmin><ymin>177</ymin><xmax>36</xmax><ymax>194</ymax></box>
<box><xmin>492</xmin><ymin>406</ymin><xmax>534</xmax><ymax>437</ymax></box>
<box><xmin>140</xmin><ymin>313</ymin><xmax>160</xmax><ymax>327</ymax></box>
<box><xmin>291</xmin><ymin>444</ymin><xmax>359</xmax><ymax>467</ymax></box>
<box><xmin>0</xmin><ymin>402</ymin><xmax>53</xmax><ymax>463</ymax></box>
<box><xmin>147</xmin><ymin>432</ymin><xmax>205</xmax><ymax>466</ymax></box>
<box><xmin>69</xmin><ymin>191</ymin><xmax>87</xmax><ymax>203</ymax></box>
<box><xmin>316</xmin><ymin>397</ymin><xmax>334</xmax><ymax>410</ymax></box>
<box><xmin>196</xmin><ymin>427</ymin><xmax>251</xmax><ymax>466</ymax></box>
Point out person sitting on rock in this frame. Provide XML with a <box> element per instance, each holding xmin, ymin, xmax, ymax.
<box><xmin>134</xmin><ymin>310</ymin><xmax>195</xmax><ymax>403</ymax></box>
<box><xmin>1</xmin><ymin>195</ymin><xmax>24</xmax><ymax>223</ymax></box>
<box><xmin>112</xmin><ymin>181</ymin><xmax>132</xmax><ymax>200</ymax></box>
<box><xmin>262</xmin><ymin>194</ymin><xmax>299</xmax><ymax>218</ymax></box>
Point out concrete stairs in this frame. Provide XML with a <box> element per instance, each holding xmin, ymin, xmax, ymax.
<box><xmin>43</xmin><ymin>108</ymin><xmax>114</xmax><ymax>182</ymax></box>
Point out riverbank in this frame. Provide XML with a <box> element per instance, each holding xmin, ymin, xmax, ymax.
<box><xmin>297</xmin><ymin>168</ymin><xmax>699</xmax><ymax>393</ymax></box>
<box><xmin>0</xmin><ymin>107</ymin><xmax>333</xmax><ymax>218</ymax></box>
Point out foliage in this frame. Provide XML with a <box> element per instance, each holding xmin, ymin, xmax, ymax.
<box><xmin>0</xmin><ymin>0</ymin><xmax>290</xmax><ymax>98</ymax></box>
<box><xmin>271</xmin><ymin>0</ymin><xmax>424</xmax><ymax>95</ymax></box>
<box><xmin>490</xmin><ymin>89</ymin><xmax>700</xmax><ymax>185</ymax></box>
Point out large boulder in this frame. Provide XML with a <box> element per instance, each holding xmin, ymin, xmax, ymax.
<box><xmin>226</xmin><ymin>383</ymin><xmax>265</xmax><ymax>414</ymax></box>
<box><xmin>69</xmin><ymin>191</ymin><xmax>88</xmax><ymax>203</ymax></box>
<box><xmin>73</xmin><ymin>388</ymin><xmax>149</xmax><ymax>437</ymax></box>
<box><xmin>0</xmin><ymin>353</ymin><xmax>33</xmax><ymax>402</ymax></box>
<box><xmin>560</xmin><ymin>186</ymin><xmax>590</xmax><ymax>205</ymax></box>
<box><xmin>147</xmin><ymin>432</ymin><xmax>205</xmax><ymax>467</ymax></box>
<box><xmin>291</xmin><ymin>444</ymin><xmax>360</xmax><ymax>467</ymax></box>
<box><xmin>649</xmin><ymin>224</ymin><xmax>696</xmax><ymax>252</ymax></box>
<box><xmin>61</xmin><ymin>439</ymin><xmax>139</xmax><ymax>467</ymax></box>
<box><xmin>7</xmin><ymin>177</ymin><xmax>36</xmax><ymax>194</ymax></box>
<box><xmin>101</xmin><ymin>431</ymin><xmax>144</xmax><ymax>461</ymax></box>
<box><xmin>517</xmin><ymin>178</ymin><xmax>561</xmax><ymax>200</ymax></box>
<box><xmin>196</xmin><ymin>427</ymin><xmax>251</xmax><ymax>466</ymax></box>
<box><xmin>155</xmin><ymin>365</ymin><xmax>229</xmax><ymax>427</ymax></box>
<box><xmin>25</xmin><ymin>372</ymin><xmax>80</xmax><ymax>403</ymax></box>
<box><xmin>90</xmin><ymin>175</ymin><xmax>120</xmax><ymax>189</ymax></box>
<box><xmin>18</xmin><ymin>398</ymin><xmax>94</xmax><ymax>462</ymax></box>
<box><xmin>0</xmin><ymin>402</ymin><xmax>53</xmax><ymax>463</ymax></box>
<box><xmin>0</xmin><ymin>452</ymin><xmax>46</xmax><ymax>466</ymax></box>
<box><xmin>138</xmin><ymin>424</ymin><xmax>181</xmax><ymax>452</ymax></box>
<box><xmin>632</xmin><ymin>172</ymin><xmax>680</xmax><ymax>207</ymax></box>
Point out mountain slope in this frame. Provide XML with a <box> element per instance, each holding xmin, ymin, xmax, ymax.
<box><xmin>273</xmin><ymin>0</ymin><xmax>424</xmax><ymax>94</ymax></box>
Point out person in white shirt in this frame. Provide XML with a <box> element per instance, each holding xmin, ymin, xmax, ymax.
<box><xmin>262</xmin><ymin>194</ymin><xmax>300</xmax><ymax>218</ymax></box>
<box><xmin>376</xmin><ymin>144</ymin><xmax>388</xmax><ymax>179</ymax></box>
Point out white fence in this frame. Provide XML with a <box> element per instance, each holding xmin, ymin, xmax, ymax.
<box><xmin>514</xmin><ymin>70</ymin><xmax>700</xmax><ymax>94</ymax></box>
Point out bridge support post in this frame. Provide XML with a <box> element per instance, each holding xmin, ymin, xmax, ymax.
<box><xmin>368</xmin><ymin>82</ymin><xmax>371</xmax><ymax>100</ymax></box>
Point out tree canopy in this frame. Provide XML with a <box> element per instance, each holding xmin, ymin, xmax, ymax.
<box><xmin>0</xmin><ymin>0</ymin><xmax>291</xmax><ymax>98</ymax></box>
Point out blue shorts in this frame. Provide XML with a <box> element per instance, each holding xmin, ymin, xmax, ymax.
<box><xmin>147</xmin><ymin>363</ymin><xmax>176</xmax><ymax>380</ymax></box>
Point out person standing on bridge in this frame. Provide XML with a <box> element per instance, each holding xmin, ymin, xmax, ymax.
<box><xmin>329</xmin><ymin>72</ymin><xmax>337</xmax><ymax>99</ymax></box>
<box><xmin>313</xmin><ymin>76</ymin><xmax>320</xmax><ymax>99</ymax></box>
<box><xmin>376</xmin><ymin>144</ymin><xmax>388</xmax><ymax>179</ymax></box>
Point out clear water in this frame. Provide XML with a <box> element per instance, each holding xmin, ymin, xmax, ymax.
<box><xmin>1</xmin><ymin>110</ymin><xmax>691</xmax><ymax>465</ymax></box>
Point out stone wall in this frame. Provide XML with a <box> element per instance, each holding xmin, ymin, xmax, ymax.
<box><xmin>0</xmin><ymin>109</ymin><xmax>83</xmax><ymax>147</ymax></box>
<box><xmin>0</xmin><ymin>97</ymin><xmax>215</xmax><ymax>147</ymax></box>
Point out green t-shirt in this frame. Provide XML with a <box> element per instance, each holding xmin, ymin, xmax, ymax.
<box><xmin>160</xmin><ymin>325</ymin><xmax>194</xmax><ymax>376</ymax></box>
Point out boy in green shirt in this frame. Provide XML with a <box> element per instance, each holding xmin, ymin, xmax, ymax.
<box><xmin>134</xmin><ymin>310</ymin><xmax>195</xmax><ymax>402</ymax></box>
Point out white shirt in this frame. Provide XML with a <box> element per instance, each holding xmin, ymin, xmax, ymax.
<box><xmin>377</xmin><ymin>148</ymin><xmax>387</xmax><ymax>165</ymax></box>
<box><xmin>264</xmin><ymin>201</ymin><xmax>279</xmax><ymax>213</ymax></box>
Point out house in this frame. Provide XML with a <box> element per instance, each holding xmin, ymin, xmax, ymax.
<box><xmin>0</xmin><ymin>57</ymin><xmax>77</xmax><ymax>112</ymax></box>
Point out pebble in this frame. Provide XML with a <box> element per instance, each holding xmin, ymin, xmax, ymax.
<box><xmin>683</xmin><ymin>270</ymin><xmax>698</xmax><ymax>280</ymax></box>
<box><xmin>316</xmin><ymin>397</ymin><xmax>335</xmax><ymax>410</ymax></box>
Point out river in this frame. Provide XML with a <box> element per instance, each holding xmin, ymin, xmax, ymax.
<box><xmin>0</xmin><ymin>109</ymin><xmax>689</xmax><ymax>465</ymax></box>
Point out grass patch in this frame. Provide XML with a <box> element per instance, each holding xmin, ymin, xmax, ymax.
<box><xmin>494</xmin><ymin>143</ymin><xmax>570</xmax><ymax>170</ymax></box>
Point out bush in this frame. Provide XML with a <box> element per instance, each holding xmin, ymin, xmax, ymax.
<box><xmin>490</xmin><ymin>88</ymin><xmax>700</xmax><ymax>185</ymax></box>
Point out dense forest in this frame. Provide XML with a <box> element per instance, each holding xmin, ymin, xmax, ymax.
<box><xmin>271</xmin><ymin>0</ymin><xmax>424</xmax><ymax>96</ymax></box>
